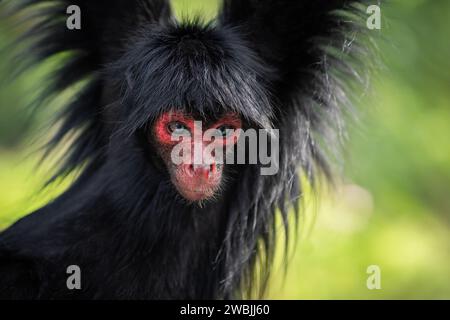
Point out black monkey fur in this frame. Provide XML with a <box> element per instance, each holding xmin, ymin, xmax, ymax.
<box><xmin>0</xmin><ymin>0</ymin><xmax>374</xmax><ymax>299</ymax></box>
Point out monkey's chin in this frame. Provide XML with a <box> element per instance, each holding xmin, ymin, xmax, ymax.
<box><xmin>171</xmin><ymin>168</ymin><xmax>222</xmax><ymax>202</ymax></box>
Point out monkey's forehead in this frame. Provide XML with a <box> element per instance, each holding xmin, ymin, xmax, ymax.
<box><xmin>110</xmin><ymin>22</ymin><xmax>275</xmax><ymax>132</ymax></box>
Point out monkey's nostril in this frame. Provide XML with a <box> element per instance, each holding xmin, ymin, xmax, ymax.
<box><xmin>187</xmin><ymin>164</ymin><xmax>195</xmax><ymax>175</ymax></box>
<box><xmin>210</xmin><ymin>163</ymin><xmax>216</xmax><ymax>173</ymax></box>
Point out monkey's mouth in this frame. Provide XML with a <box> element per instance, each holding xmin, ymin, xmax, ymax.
<box><xmin>177</xmin><ymin>186</ymin><xmax>218</xmax><ymax>202</ymax></box>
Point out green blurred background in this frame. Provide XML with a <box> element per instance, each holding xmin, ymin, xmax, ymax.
<box><xmin>0</xmin><ymin>0</ymin><xmax>449</xmax><ymax>299</ymax></box>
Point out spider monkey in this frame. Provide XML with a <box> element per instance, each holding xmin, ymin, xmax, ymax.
<box><xmin>0</xmin><ymin>0</ymin><xmax>374</xmax><ymax>299</ymax></box>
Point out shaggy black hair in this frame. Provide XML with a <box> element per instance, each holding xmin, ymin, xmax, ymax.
<box><xmin>0</xmin><ymin>0</ymin><xmax>374</xmax><ymax>299</ymax></box>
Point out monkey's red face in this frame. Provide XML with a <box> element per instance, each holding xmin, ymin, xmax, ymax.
<box><xmin>153</xmin><ymin>111</ymin><xmax>242</xmax><ymax>202</ymax></box>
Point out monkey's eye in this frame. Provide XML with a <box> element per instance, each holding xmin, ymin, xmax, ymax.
<box><xmin>216</xmin><ymin>125</ymin><xmax>235</xmax><ymax>137</ymax></box>
<box><xmin>167</xmin><ymin>121</ymin><xmax>190</xmax><ymax>136</ymax></box>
